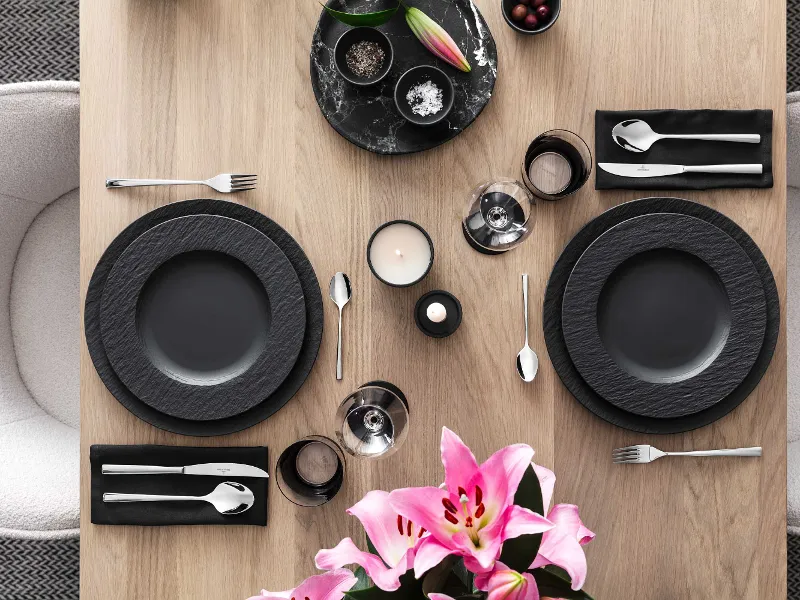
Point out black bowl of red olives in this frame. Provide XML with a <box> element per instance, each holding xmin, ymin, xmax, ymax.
<box><xmin>502</xmin><ymin>0</ymin><xmax>560</xmax><ymax>34</ymax></box>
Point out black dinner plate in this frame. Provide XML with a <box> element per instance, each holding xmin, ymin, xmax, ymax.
<box><xmin>85</xmin><ymin>199</ymin><xmax>324</xmax><ymax>437</ymax></box>
<box><xmin>561</xmin><ymin>213</ymin><xmax>766</xmax><ymax>419</ymax></box>
<box><xmin>543</xmin><ymin>197</ymin><xmax>779</xmax><ymax>434</ymax></box>
<box><xmin>99</xmin><ymin>215</ymin><xmax>306</xmax><ymax>421</ymax></box>
<box><xmin>310</xmin><ymin>0</ymin><xmax>498</xmax><ymax>155</ymax></box>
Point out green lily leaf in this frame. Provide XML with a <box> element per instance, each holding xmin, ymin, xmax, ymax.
<box><xmin>353</xmin><ymin>566</ymin><xmax>372</xmax><ymax>592</ymax></box>
<box><xmin>321</xmin><ymin>2</ymin><xmax>400</xmax><ymax>27</ymax></box>
<box><xmin>422</xmin><ymin>557</ymin><xmax>471</xmax><ymax>599</ymax></box>
<box><xmin>529</xmin><ymin>568</ymin><xmax>595</xmax><ymax>600</ymax></box>
<box><xmin>366</xmin><ymin>533</ymin><xmax>380</xmax><ymax>557</ymax></box>
<box><xmin>451</xmin><ymin>558</ymin><xmax>474</xmax><ymax>594</ymax></box>
<box><xmin>345</xmin><ymin>571</ymin><xmax>424</xmax><ymax>600</ymax></box>
<box><xmin>498</xmin><ymin>464</ymin><xmax>545</xmax><ymax>572</ymax></box>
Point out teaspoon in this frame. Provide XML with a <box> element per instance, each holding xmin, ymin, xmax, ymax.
<box><xmin>329</xmin><ymin>272</ymin><xmax>352</xmax><ymax>381</ymax></box>
<box><xmin>103</xmin><ymin>481</ymin><xmax>255</xmax><ymax>515</ymax></box>
<box><xmin>611</xmin><ymin>119</ymin><xmax>760</xmax><ymax>153</ymax></box>
<box><xmin>517</xmin><ymin>274</ymin><xmax>538</xmax><ymax>382</ymax></box>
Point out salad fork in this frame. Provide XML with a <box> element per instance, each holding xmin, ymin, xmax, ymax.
<box><xmin>106</xmin><ymin>173</ymin><xmax>257</xmax><ymax>193</ymax></box>
<box><xmin>613</xmin><ymin>444</ymin><xmax>761</xmax><ymax>464</ymax></box>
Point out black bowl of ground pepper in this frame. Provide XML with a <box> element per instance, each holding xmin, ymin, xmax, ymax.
<box><xmin>334</xmin><ymin>27</ymin><xmax>393</xmax><ymax>86</ymax></box>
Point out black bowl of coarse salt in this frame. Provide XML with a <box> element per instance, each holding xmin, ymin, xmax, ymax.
<box><xmin>394</xmin><ymin>65</ymin><xmax>454</xmax><ymax>126</ymax></box>
<box><xmin>334</xmin><ymin>27</ymin><xmax>393</xmax><ymax>86</ymax></box>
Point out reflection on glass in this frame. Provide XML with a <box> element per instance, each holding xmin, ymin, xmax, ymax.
<box><xmin>275</xmin><ymin>435</ymin><xmax>345</xmax><ymax>507</ymax></box>
<box><xmin>335</xmin><ymin>381</ymin><xmax>409</xmax><ymax>459</ymax></box>
<box><xmin>462</xmin><ymin>178</ymin><xmax>535</xmax><ymax>255</ymax></box>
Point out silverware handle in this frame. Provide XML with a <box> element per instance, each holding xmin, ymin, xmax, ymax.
<box><xmin>664</xmin><ymin>133</ymin><xmax>761</xmax><ymax>143</ymax></box>
<box><xmin>683</xmin><ymin>164</ymin><xmax>763</xmax><ymax>174</ymax></box>
<box><xmin>667</xmin><ymin>447</ymin><xmax>762</xmax><ymax>457</ymax></box>
<box><xmin>522</xmin><ymin>273</ymin><xmax>529</xmax><ymax>346</ymax></box>
<box><xmin>102</xmin><ymin>464</ymin><xmax>184</xmax><ymax>475</ymax></box>
<box><xmin>103</xmin><ymin>492</ymin><xmax>198</xmax><ymax>503</ymax></box>
<box><xmin>336</xmin><ymin>307</ymin><xmax>343</xmax><ymax>380</ymax></box>
<box><xmin>106</xmin><ymin>178</ymin><xmax>201</xmax><ymax>188</ymax></box>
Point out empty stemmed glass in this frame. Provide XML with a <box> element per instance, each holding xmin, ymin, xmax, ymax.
<box><xmin>462</xmin><ymin>178</ymin><xmax>536</xmax><ymax>255</ymax></box>
<box><xmin>335</xmin><ymin>381</ymin><xmax>409</xmax><ymax>459</ymax></box>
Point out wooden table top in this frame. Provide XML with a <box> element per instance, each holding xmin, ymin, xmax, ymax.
<box><xmin>79</xmin><ymin>0</ymin><xmax>788</xmax><ymax>598</ymax></box>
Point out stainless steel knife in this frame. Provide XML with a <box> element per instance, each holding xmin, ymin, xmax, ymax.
<box><xmin>598</xmin><ymin>162</ymin><xmax>763</xmax><ymax>178</ymax></box>
<box><xmin>102</xmin><ymin>463</ymin><xmax>269</xmax><ymax>478</ymax></box>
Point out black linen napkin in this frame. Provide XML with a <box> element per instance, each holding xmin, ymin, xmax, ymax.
<box><xmin>595</xmin><ymin>109</ymin><xmax>773</xmax><ymax>190</ymax></box>
<box><xmin>90</xmin><ymin>445</ymin><xmax>268</xmax><ymax>526</ymax></box>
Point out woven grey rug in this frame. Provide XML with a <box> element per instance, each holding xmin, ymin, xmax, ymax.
<box><xmin>0</xmin><ymin>0</ymin><xmax>78</xmax><ymax>83</ymax></box>
<box><xmin>0</xmin><ymin>537</ymin><xmax>79</xmax><ymax>599</ymax></box>
<box><xmin>791</xmin><ymin>0</ymin><xmax>800</xmax><ymax>92</ymax></box>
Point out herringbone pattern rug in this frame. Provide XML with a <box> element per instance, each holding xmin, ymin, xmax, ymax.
<box><xmin>0</xmin><ymin>537</ymin><xmax>79</xmax><ymax>599</ymax></box>
<box><xmin>791</xmin><ymin>0</ymin><xmax>800</xmax><ymax>91</ymax></box>
<box><xmin>0</xmin><ymin>0</ymin><xmax>78</xmax><ymax>83</ymax></box>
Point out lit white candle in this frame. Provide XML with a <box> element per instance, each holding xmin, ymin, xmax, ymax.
<box><xmin>368</xmin><ymin>221</ymin><xmax>433</xmax><ymax>286</ymax></box>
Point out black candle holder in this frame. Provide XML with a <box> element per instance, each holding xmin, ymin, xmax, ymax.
<box><xmin>275</xmin><ymin>435</ymin><xmax>345</xmax><ymax>507</ymax></box>
<box><xmin>414</xmin><ymin>290</ymin><xmax>463</xmax><ymax>338</ymax></box>
<box><xmin>366</xmin><ymin>220</ymin><xmax>434</xmax><ymax>287</ymax></box>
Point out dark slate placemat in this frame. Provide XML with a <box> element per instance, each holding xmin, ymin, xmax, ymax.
<box><xmin>90</xmin><ymin>445</ymin><xmax>268</xmax><ymax>526</ymax></box>
<box><xmin>595</xmin><ymin>109</ymin><xmax>773</xmax><ymax>190</ymax></box>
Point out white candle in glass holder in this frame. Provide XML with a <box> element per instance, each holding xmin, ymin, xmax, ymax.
<box><xmin>368</xmin><ymin>221</ymin><xmax>433</xmax><ymax>286</ymax></box>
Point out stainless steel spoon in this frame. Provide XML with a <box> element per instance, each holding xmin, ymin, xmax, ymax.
<box><xmin>102</xmin><ymin>481</ymin><xmax>255</xmax><ymax>515</ymax></box>
<box><xmin>329</xmin><ymin>272</ymin><xmax>352</xmax><ymax>381</ymax></box>
<box><xmin>517</xmin><ymin>274</ymin><xmax>538</xmax><ymax>382</ymax></box>
<box><xmin>611</xmin><ymin>119</ymin><xmax>760</xmax><ymax>153</ymax></box>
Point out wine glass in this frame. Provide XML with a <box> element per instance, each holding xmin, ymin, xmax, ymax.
<box><xmin>335</xmin><ymin>381</ymin><xmax>409</xmax><ymax>459</ymax></box>
<box><xmin>462</xmin><ymin>178</ymin><xmax>536</xmax><ymax>255</ymax></box>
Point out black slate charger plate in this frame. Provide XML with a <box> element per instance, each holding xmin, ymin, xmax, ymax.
<box><xmin>99</xmin><ymin>215</ymin><xmax>306</xmax><ymax>421</ymax></box>
<box><xmin>84</xmin><ymin>199</ymin><xmax>324</xmax><ymax>437</ymax></box>
<box><xmin>543</xmin><ymin>197</ymin><xmax>779</xmax><ymax>434</ymax></box>
<box><xmin>310</xmin><ymin>0</ymin><xmax>498</xmax><ymax>155</ymax></box>
<box><xmin>561</xmin><ymin>213</ymin><xmax>766</xmax><ymax>419</ymax></box>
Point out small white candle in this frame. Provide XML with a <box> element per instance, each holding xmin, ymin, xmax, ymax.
<box><xmin>426</xmin><ymin>302</ymin><xmax>447</xmax><ymax>323</ymax></box>
<box><xmin>368</xmin><ymin>222</ymin><xmax>433</xmax><ymax>286</ymax></box>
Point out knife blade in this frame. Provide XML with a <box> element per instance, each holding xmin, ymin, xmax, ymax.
<box><xmin>102</xmin><ymin>463</ymin><xmax>269</xmax><ymax>478</ymax></box>
<box><xmin>598</xmin><ymin>163</ymin><xmax>763</xmax><ymax>178</ymax></box>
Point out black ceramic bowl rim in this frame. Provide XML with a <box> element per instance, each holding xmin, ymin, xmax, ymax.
<box><xmin>394</xmin><ymin>65</ymin><xmax>455</xmax><ymax>126</ymax></box>
<box><xmin>334</xmin><ymin>27</ymin><xmax>394</xmax><ymax>86</ymax></box>
<box><xmin>366</xmin><ymin>219</ymin><xmax>435</xmax><ymax>287</ymax></box>
<box><xmin>502</xmin><ymin>0</ymin><xmax>561</xmax><ymax>35</ymax></box>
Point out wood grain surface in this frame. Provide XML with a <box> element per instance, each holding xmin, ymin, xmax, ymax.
<box><xmin>79</xmin><ymin>1</ymin><xmax>787</xmax><ymax>598</ymax></box>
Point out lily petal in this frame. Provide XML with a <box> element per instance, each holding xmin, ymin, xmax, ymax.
<box><xmin>532</xmin><ymin>463</ymin><xmax>556</xmax><ymax>512</ymax></box>
<box><xmin>315</xmin><ymin>539</ymin><xmax>409</xmax><ymax>592</ymax></box>
<box><xmin>547</xmin><ymin>504</ymin><xmax>594</xmax><ymax>546</ymax></box>
<box><xmin>476</xmin><ymin>563</ymin><xmax>540</xmax><ymax>600</ymax></box>
<box><xmin>479</xmin><ymin>444</ymin><xmax>535</xmax><ymax>510</ymax></box>
<box><xmin>256</xmin><ymin>570</ymin><xmax>357</xmax><ymax>600</ymax></box>
<box><xmin>429</xmin><ymin>595</ymin><xmax>456</xmax><ymax>600</ymax></box>
<box><xmin>502</xmin><ymin>505</ymin><xmax>554</xmax><ymax>540</ymax></box>
<box><xmin>413</xmin><ymin>536</ymin><xmax>454</xmax><ymax>578</ymax></box>
<box><xmin>390</xmin><ymin>486</ymin><xmax>456</xmax><ymax>543</ymax></box>
<box><xmin>440</xmin><ymin>427</ymin><xmax>480</xmax><ymax>498</ymax></box>
<box><xmin>347</xmin><ymin>490</ymin><xmax>410</xmax><ymax>567</ymax></box>
<box><xmin>531</xmin><ymin>528</ymin><xmax>587</xmax><ymax>590</ymax></box>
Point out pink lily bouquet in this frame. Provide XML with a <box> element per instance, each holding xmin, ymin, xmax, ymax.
<box><xmin>249</xmin><ymin>428</ymin><xmax>595</xmax><ymax>600</ymax></box>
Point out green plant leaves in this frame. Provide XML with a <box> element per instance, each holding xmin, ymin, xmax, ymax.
<box><xmin>353</xmin><ymin>567</ymin><xmax>372</xmax><ymax>592</ymax></box>
<box><xmin>529</xmin><ymin>568</ymin><xmax>595</xmax><ymax>600</ymax></box>
<box><xmin>498</xmin><ymin>465</ymin><xmax>545</xmax><ymax>572</ymax></box>
<box><xmin>345</xmin><ymin>571</ymin><xmax>424</xmax><ymax>600</ymax></box>
<box><xmin>321</xmin><ymin>2</ymin><xmax>400</xmax><ymax>27</ymax></box>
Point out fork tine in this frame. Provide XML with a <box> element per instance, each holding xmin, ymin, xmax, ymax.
<box><xmin>230</xmin><ymin>186</ymin><xmax>256</xmax><ymax>193</ymax></box>
<box><xmin>230</xmin><ymin>174</ymin><xmax>258</xmax><ymax>180</ymax></box>
<box><xmin>613</xmin><ymin>458</ymin><xmax>639</xmax><ymax>464</ymax></box>
<box><xmin>612</xmin><ymin>449</ymin><xmax>639</xmax><ymax>456</ymax></box>
<box><xmin>231</xmin><ymin>181</ymin><xmax>257</xmax><ymax>188</ymax></box>
<box><xmin>613</xmin><ymin>445</ymin><xmax>640</xmax><ymax>453</ymax></box>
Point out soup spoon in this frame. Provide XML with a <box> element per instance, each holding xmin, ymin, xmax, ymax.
<box><xmin>103</xmin><ymin>481</ymin><xmax>255</xmax><ymax>515</ymax></box>
<box><xmin>611</xmin><ymin>119</ymin><xmax>760</xmax><ymax>153</ymax></box>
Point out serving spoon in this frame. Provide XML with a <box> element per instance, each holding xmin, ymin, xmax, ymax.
<box><xmin>103</xmin><ymin>481</ymin><xmax>255</xmax><ymax>515</ymax></box>
<box><xmin>611</xmin><ymin>119</ymin><xmax>760</xmax><ymax>153</ymax></box>
<box><xmin>516</xmin><ymin>274</ymin><xmax>538</xmax><ymax>382</ymax></box>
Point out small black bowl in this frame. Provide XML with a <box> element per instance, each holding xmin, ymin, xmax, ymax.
<box><xmin>394</xmin><ymin>66</ymin><xmax>454</xmax><ymax>126</ymax></box>
<box><xmin>334</xmin><ymin>27</ymin><xmax>393</xmax><ymax>86</ymax></box>
<box><xmin>502</xmin><ymin>0</ymin><xmax>561</xmax><ymax>35</ymax></box>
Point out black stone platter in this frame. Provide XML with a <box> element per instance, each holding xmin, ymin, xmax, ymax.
<box><xmin>99</xmin><ymin>215</ymin><xmax>306</xmax><ymax>421</ymax></box>
<box><xmin>543</xmin><ymin>197</ymin><xmax>779</xmax><ymax>434</ymax></box>
<box><xmin>561</xmin><ymin>213</ymin><xmax>766</xmax><ymax>419</ymax></box>
<box><xmin>85</xmin><ymin>199</ymin><xmax>324</xmax><ymax>437</ymax></box>
<box><xmin>310</xmin><ymin>0</ymin><xmax>498</xmax><ymax>154</ymax></box>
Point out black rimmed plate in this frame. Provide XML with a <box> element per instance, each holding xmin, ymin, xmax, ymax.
<box><xmin>543</xmin><ymin>197</ymin><xmax>779</xmax><ymax>434</ymax></box>
<box><xmin>99</xmin><ymin>215</ymin><xmax>306</xmax><ymax>421</ymax></box>
<box><xmin>562</xmin><ymin>213</ymin><xmax>766</xmax><ymax>419</ymax></box>
<box><xmin>85</xmin><ymin>199</ymin><xmax>324</xmax><ymax>436</ymax></box>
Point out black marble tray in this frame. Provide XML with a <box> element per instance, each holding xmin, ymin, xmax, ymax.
<box><xmin>543</xmin><ymin>197</ymin><xmax>779</xmax><ymax>434</ymax></box>
<box><xmin>85</xmin><ymin>200</ymin><xmax>324</xmax><ymax>437</ymax></box>
<box><xmin>561</xmin><ymin>213</ymin><xmax>766</xmax><ymax>419</ymax></box>
<box><xmin>99</xmin><ymin>215</ymin><xmax>306</xmax><ymax>421</ymax></box>
<box><xmin>310</xmin><ymin>0</ymin><xmax>497</xmax><ymax>154</ymax></box>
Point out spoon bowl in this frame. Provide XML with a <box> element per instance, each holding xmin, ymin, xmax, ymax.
<box><xmin>206</xmin><ymin>481</ymin><xmax>255</xmax><ymax>515</ymax></box>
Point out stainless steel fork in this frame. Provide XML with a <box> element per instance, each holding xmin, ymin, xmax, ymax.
<box><xmin>106</xmin><ymin>173</ymin><xmax>257</xmax><ymax>193</ymax></box>
<box><xmin>613</xmin><ymin>444</ymin><xmax>761</xmax><ymax>464</ymax></box>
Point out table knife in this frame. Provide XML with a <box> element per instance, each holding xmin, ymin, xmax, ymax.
<box><xmin>102</xmin><ymin>463</ymin><xmax>269</xmax><ymax>478</ymax></box>
<box><xmin>598</xmin><ymin>163</ymin><xmax>763</xmax><ymax>178</ymax></box>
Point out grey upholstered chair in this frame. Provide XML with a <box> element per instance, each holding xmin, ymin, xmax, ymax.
<box><xmin>0</xmin><ymin>81</ymin><xmax>79</xmax><ymax>594</ymax></box>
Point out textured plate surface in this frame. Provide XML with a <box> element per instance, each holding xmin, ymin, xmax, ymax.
<box><xmin>310</xmin><ymin>0</ymin><xmax>497</xmax><ymax>155</ymax></box>
<box><xmin>562</xmin><ymin>213</ymin><xmax>766</xmax><ymax>418</ymax></box>
<box><xmin>99</xmin><ymin>215</ymin><xmax>305</xmax><ymax>421</ymax></box>
<box><xmin>543</xmin><ymin>197</ymin><xmax>779</xmax><ymax>433</ymax></box>
<box><xmin>85</xmin><ymin>199</ymin><xmax>324</xmax><ymax>436</ymax></box>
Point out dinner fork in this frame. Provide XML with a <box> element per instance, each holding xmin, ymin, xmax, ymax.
<box><xmin>613</xmin><ymin>444</ymin><xmax>761</xmax><ymax>464</ymax></box>
<box><xmin>106</xmin><ymin>173</ymin><xmax>257</xmax><ymax>193</ymax></box>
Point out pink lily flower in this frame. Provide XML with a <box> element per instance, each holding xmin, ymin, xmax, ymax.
<box><xmin>529</xmin><ymin>464</ymin><xmax>595</xmax><ymax>591</ymax></box>
<box><xmin>315</xmin><ymin>490</ymin><xmax>425</xmax><ymax>591</ymax></box>
<box><xmin>389</xmin><ymin>428</ymin><xmax>553</xmax><ymax>577</ymax></box>
<box><xmin>247</xmin><ymin>568</ymin><xmax>357</xmax><ymax>600</ymax></box>
<box><xmin>475</xmin><ymin>562</ymin><xmax>540</xmax><ymax>600</ymax></box>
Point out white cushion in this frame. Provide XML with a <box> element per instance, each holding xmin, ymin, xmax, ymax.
<box><xmin>0</xmin><ymin>82</ymin><xmax>79</xmax><ymax>539</ymax></box>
